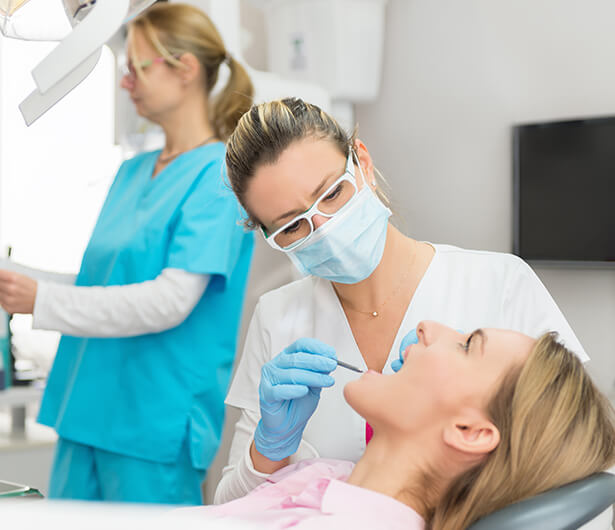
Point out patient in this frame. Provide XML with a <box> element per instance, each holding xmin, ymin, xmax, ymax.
<box><xmin>186</xmin><ymin>322</ymin><xmax>615</xmax><ymax>529</ymax></box>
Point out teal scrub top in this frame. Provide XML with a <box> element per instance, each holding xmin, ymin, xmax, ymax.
<box><xmin>38</xmin><ymin>143</ymin><xmax>254</xmax><ymax>470</ymax></box>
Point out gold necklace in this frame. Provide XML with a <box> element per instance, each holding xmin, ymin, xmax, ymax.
<box><xmin>158</xmin><ymin>134</ymin><xmax>217</xmax><ymax>164</ymax></box>
<box><xmin>340</xmin><ymin>241</ymin><xmax>418</xmax><ymax>318</ymax></box>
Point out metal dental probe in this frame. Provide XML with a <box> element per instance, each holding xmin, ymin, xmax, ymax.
<box><xmin>336</xmin><ymin>360</ymin><xmax>364</xmax><ymax>373</ymax></box>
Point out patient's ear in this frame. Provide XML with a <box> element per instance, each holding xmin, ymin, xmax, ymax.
<box><xmin>442</xmin><ymin>414</ymin><xmax>500</xmax><ymax>456</ymax></box>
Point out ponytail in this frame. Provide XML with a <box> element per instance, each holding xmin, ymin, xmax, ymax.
<box><xmin>130</xmin><ymin>3</ymin><xmax>254</xmax><ymax>140</ymax></box>
<box><xmin>212</xmin><ymin>55</ymin><xmax>254</xmax><ymax>140</ymax></box>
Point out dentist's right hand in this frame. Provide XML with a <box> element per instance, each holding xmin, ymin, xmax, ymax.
<box><xmin>254</xmin><ymin>338</ymin><xmax>337</xmax><ymax>462</ymax></box>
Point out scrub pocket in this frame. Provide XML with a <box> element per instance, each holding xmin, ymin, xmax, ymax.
<box><xmin>187</xmin><ymin>391</ymin><xmax>224</xmax><ymax>471</ymax></box>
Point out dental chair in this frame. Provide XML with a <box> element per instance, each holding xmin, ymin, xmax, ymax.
<box><xmin>469</xmin><ymin>472</ymin><xmax>615</xmax><ymax>530</ymax></box>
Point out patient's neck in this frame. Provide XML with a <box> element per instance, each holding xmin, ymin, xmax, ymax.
<box><xmin>346</xmin><ymin>431</ymin><xmax>453</xmax><ymax>519</ymax></box>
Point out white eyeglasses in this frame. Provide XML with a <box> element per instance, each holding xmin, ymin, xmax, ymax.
<box><xmin>262</xmin><ymin>149</ymin><xmax>361</xmax><ymax>252</ymax></box>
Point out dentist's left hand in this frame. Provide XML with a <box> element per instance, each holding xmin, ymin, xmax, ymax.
<box><xmin>254</xmin><ymin>338</ymin><xmax>337</xmax><ymax>462</ymax></box>
<box><xmin>0</xmin><ymin>270</ymin><xmax>37</xmax><ymax>314</ymax></box>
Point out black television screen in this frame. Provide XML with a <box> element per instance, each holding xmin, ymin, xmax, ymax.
<box><xmin>513</xmin><ymin>116</ymin><xmax>615</xmax><ymax>265</ymax></box>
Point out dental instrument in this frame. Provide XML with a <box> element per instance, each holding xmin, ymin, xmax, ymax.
<box><xmin>336</xmin><ymin>360</ymin><xmax>364</xmax><ymax>373</ymax></box>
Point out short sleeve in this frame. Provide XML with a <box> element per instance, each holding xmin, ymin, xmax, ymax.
<box><xmin>225</xmin><ymin>300</ymin><xmax>271</xmax><ymax>412</ymax></box>
<box><xmin>500</xmin><ymin>259</ymin><xmax>589</xmax><ymax>362</ymax></box>
<box><xmin>166</xmin><ymin>161</ymin><xmax>247</xmax><ymax>282</ymax></box>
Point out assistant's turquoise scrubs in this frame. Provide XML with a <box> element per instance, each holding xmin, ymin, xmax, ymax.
<box><xmin>38</xmin><ymin>143</ymin><xmax>254</xmax><ymax>504</ymax></box>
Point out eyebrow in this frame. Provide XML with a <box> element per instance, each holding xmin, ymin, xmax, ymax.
<box><xmin>468</xmin><ymin>328</ymin><xmax>486</xmax><ymax>355</ymax></box>
<box><xmin>270</xmin><ymin>170</ymin><xmax>340</xmax><ymax>226</ymax></box>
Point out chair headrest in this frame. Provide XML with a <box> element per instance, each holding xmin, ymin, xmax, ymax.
<box><xmin>468</xmin><ymin>472</ymin><xmax>615</xmax><ymax>530</ymax></box>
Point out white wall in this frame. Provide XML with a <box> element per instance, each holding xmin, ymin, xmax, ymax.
<box><xmin>355</xmin><ymin>0</ymin><xmax>615</xmax><ymax>397</ymax></box>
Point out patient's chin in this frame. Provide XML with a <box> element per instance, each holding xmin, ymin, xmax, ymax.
<box><xmin>343</xmin><ymin>379</ymin><xmax>363</xmax><ymax>411</ymax></box>
<box><xmin>343</xmin><ymin>379</ymin><xmax>374</xmax><ymax>422</ymax></box>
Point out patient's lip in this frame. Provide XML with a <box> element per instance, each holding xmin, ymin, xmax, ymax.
<box><xmin>366</xmin><ymin>369</ymin><xmax>380</xmax><ymax>375</ymax></box>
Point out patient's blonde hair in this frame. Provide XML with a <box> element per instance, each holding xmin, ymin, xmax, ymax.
<box><xmin>129</xmin><ymin>3</ymin><xmax>253</xmax><ymax>140</ymax></box>
<box><xmin>431</xmin><ymin>333</ymin><xmax>615</xmax><ymax>530</ymax></box>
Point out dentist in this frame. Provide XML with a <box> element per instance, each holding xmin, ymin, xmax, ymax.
<box><xmin>214</xmin><ymin>97</ymin><xmax>587</xmax><ymax>503</ymax></box>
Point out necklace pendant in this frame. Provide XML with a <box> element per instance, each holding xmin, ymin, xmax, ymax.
<box><xmin>372</xmin><ymin>311</ymin><xmax>378</xmax><ymax>317</ymax></box>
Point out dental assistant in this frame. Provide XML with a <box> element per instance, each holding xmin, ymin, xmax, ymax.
<box><xmin>0</xmin><ymin>4</ymin><xmax>253</xmax><ymax>504</ymax></box>
<box><xmin>213</xmin><ymin>98</ymin><xmax>588</xmax><ymax>504</ymax></box>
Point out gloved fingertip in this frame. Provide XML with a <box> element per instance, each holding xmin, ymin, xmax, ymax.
<box><xmin>391</xmin><ymin>359</ymin><xmax>402</xmax><ymax>373</ymax></box>
<box><xmin>400</xmin><ymin>328</ymin><xmax>419</xmax><ymax>355</ymax></box>
<box><xmin>324</xmin><ymin>357</ymin><xmax>338</xmax><ymax>371</ymax></box>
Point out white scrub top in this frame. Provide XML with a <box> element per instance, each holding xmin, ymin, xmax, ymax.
<box><xmin>216</xmin><ymin>244</ymin><xmax>587</xmax><ymax>503</ymax></box>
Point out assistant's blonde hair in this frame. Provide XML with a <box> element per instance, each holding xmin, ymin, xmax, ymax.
<box><xmin>129</xmin><ymin>3</ymin><xmax>253</xmax><ymax>140</ymax></box>
<box><xmin>430</xmin><ymin>333</ymin><xmax>615</xmax><ymax>530</ymax></box>
<box><xmin>226</xmin><ymin>97</ymin><xmax>390</xmax><ymax>228</ymax></box>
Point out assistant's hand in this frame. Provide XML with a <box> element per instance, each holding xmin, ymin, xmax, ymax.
<box><xmin>254</xmin><ymin>338</ymin><xmax>337</xmax><ymax>461</ymax></box>
<box><xmin>0</xmin><ymin>269</ymin><xmax>37</xmax><ymax>314</ymax></box>
<box><xmin>391</xmin><ymin>328</ymin><xmax>418</xmax><ymax>372</ymax></box>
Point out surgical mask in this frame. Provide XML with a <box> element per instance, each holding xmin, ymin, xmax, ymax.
<box><xmin>287</xmin><ymin>178</ymin><xmax>391</xmax><ymax>284</ymax></box>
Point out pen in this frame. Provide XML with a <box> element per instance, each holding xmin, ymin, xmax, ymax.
<box><xmin>336</xmin><ymin>360</ymin><xmax>364</xmax><ymax>373</ymax></box>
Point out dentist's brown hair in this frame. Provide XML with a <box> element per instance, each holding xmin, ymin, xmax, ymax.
<box><xmin>225</xmin><ymin>97</ymin><xmax>391</xmax><ymax>229</ymax></box>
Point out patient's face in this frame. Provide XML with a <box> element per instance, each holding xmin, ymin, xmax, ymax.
<box><xmin>344</xmin><ymin>321</ymin><xmax>535</xmax><ymax>434</ymax></box>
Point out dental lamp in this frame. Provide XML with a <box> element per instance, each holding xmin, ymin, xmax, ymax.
<box><xmin>0</xmin><ymin>0</ymin><xmax>155</xmax><ymax>125</ymax></box>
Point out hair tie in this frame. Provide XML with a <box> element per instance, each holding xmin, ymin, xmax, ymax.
<box><xmin>224</xmin><ymin>52</ymin><xmax>232</xmax><ymax>66</ymax></box>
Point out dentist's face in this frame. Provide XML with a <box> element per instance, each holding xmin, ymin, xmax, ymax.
<box><xmin>245</xmin><ymin>138</ymin><xmax>374</xmax><ymax>236</ymax></box>
<box><xmin>344</xmin><ymin>321</ymin><xmax>535</xmax><ymax>434</ymax></box>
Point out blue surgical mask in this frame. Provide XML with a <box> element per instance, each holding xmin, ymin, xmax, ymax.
<box><xmin>287</xmin><ymin>183</ymin><xmax>391</xmax><ymax>284</ymax></box>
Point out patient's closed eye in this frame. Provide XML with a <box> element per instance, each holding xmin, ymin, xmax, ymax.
<box><xmin>459</xmin><ymin>332</ymin><xmax>476</xmax><ymax>354</ymax></box>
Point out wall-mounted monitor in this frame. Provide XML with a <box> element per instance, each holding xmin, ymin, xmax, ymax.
<box><xmin>513</xmin><ymin>116</ymin><xmax>615</xmax><ymax>266</ymax></box>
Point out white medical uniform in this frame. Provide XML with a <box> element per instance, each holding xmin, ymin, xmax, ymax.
<box><xmin>214</xmin><ymin>244</ymin><xmax>587</xmax><ymax>503</ymax></box>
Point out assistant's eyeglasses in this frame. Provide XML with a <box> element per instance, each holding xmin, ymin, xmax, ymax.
<box><xmin>120</xmin><ymin>56</ymin><xmax>179</xmax><ymax>79</ymax></box>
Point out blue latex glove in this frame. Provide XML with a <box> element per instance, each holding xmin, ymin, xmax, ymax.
<box><xmin>391</xmin><ymin>328</ymin><xmax>418</xmax><ymax>372</ymax></box>
<box><xmin>392</xmin><ymin>327</ymin><xmax>465</xmax><ymax>372</ymax></box>
<box><xmin>254</xmin><ymin>338</ymin><xmax>337</xmax><ymax>461</ymax></box>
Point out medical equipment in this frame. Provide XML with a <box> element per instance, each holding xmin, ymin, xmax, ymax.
<box><xmin>0</xmin><ymin>0</ymin><xmax>155</xmax><ymax>125</ymax></box>
<box><xmin>264</xmin><ymin>0</ymin><xmax>387</xmax><ymax>128</ymax></box>
<box><xmin>254</xmin><ymin>338</ymin><xmax>336</xmax><ymax>461</ymax></box>
<box><xmin>336</xmin><ymin>360</ymin><xmax>363</xmax><ymax>374</ymax></box>
<box><xmin>0</xmin><ymin>479</ymin><xmax>41</xmax><ymax>498</ymax></box>
<box><xmin>0</xmin><ymin>310</ymin><xmax>9</xmax><ymax>390</ymax></box>
<box><xmin>0</xmin><ymin>1</ymin><xmax>153</xmax><ymax>40</ymax></box>
<box><xmin>468</xmin><ymin>471</ymin><xmax>615</xmax><ymax>530</ymax></box>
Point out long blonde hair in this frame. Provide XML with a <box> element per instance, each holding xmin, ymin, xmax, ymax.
<box><xmin>226</xmin><ymin>97</ymin><xmax>390</xmax><ymax>228</ymax></box>
<box><xmin>129</xmin><ymin>3</ymin><xmax>253</xmax><ymax>140</ymax></box>
<box><xmin>431</xmin><ymin>333</ymin><xmax>615</xmax><ymax>529</ymax></box>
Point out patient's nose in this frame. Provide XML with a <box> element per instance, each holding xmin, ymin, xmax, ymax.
<box><xmin>417</xmin><ymin>320</ymin><xmax>450</xmax><ymax>346</ymax></box>
<box><xmin>416</xmin><ymin>321</ymin><xmax>430</xmax><ymax>346</ymax></box>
